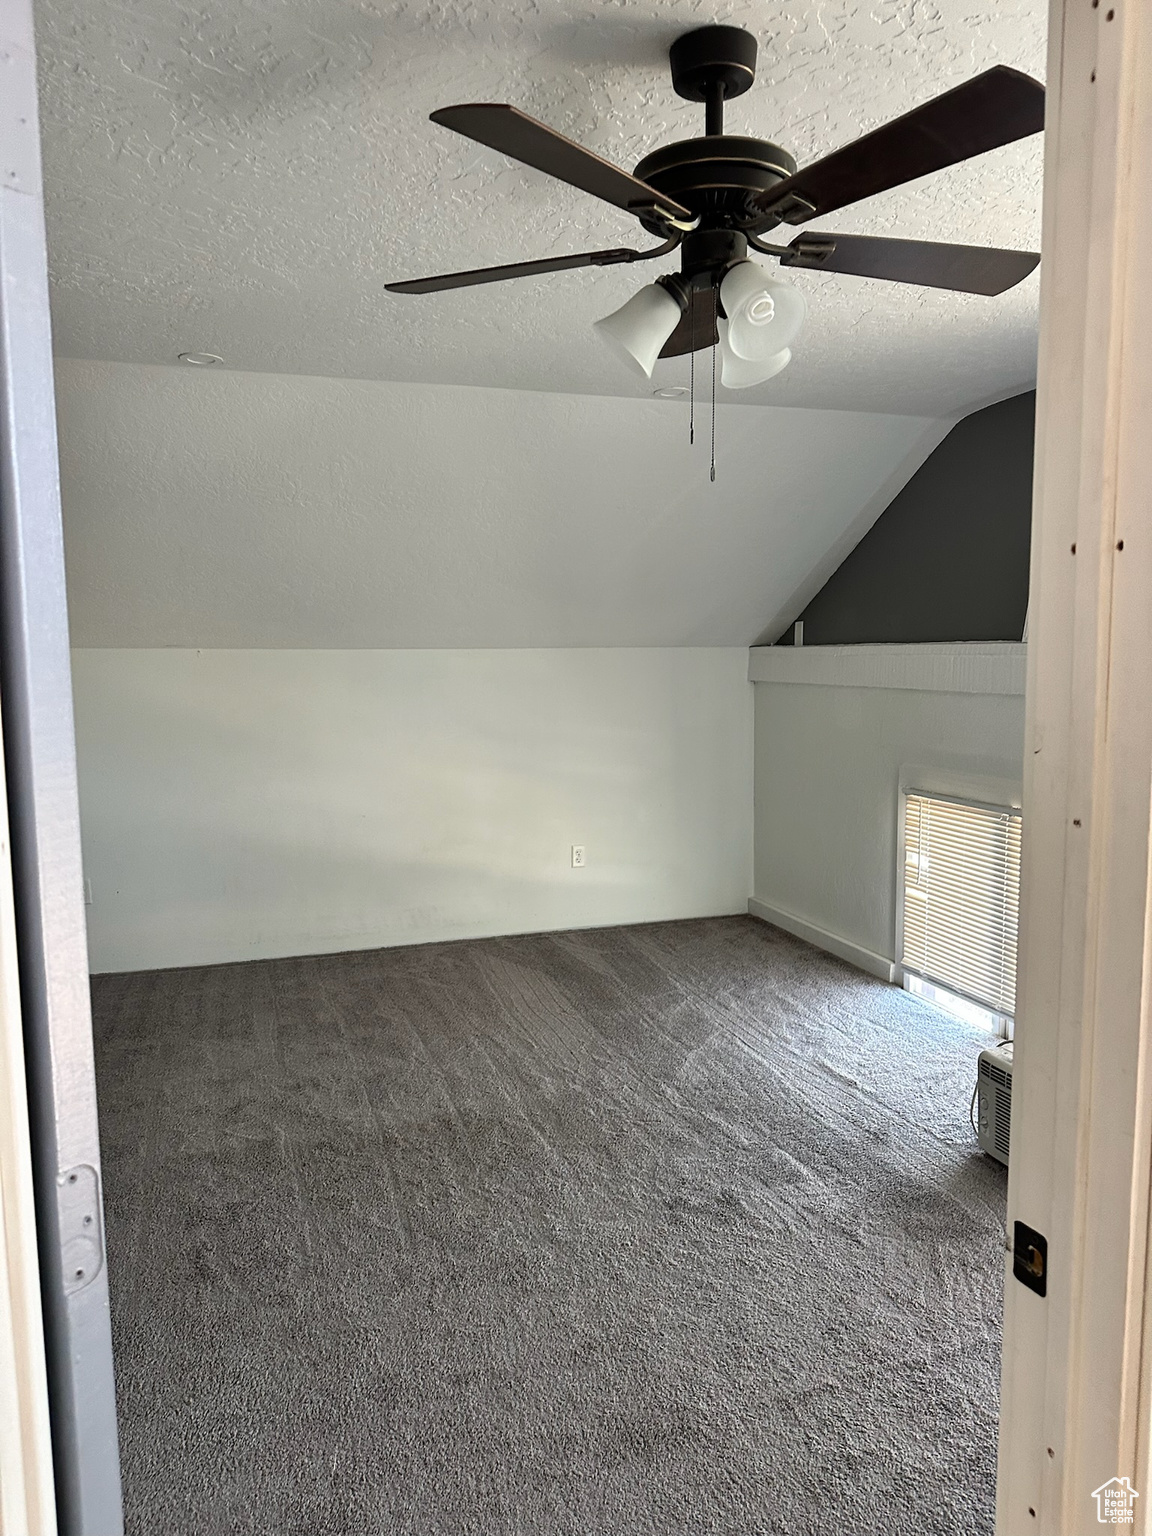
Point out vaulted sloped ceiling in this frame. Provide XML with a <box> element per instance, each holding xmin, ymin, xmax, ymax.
<box><xmin>56</xmin><ymin>362</ymin><xmax>945</xmax><ymax>648</ymax></box>
<box><xmin>36</xmin><ymin>0</ymin><xmax>1046</xmax><ymax>416</ymax></box>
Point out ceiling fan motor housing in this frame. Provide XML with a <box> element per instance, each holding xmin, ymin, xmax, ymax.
<box><xmin>634</xmin><ymin>137</ymin><xmax>796</xmax><ymax>239</ymax></box>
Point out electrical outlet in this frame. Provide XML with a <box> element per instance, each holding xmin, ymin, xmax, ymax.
<box><xmin>571</xmin><ymin>845</ymin><xmax>586</xmax><ymax>869</ymax></box>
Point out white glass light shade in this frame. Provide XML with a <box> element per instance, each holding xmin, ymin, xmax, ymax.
<box><xmin>594</xmin><ymin>283</ymin><xmax>683</xmax><ymax>379</ymax></box>
<box><xmin>719</xmin><ymin>325</ymin><xmax>791</xmax><ymax>389</ymax></box>
<box><xmin>719</xmin><ymin>260</ymin><xmax>806</xmax><ymax>361</ymax></box>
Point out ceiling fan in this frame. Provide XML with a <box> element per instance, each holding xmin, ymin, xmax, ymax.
<box><xmin>387</xmin><ymin>25</ymin><xmax>1044</xmax><ymax>390</ymax></box>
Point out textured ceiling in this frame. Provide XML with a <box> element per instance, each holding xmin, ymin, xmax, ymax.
<box><xmin>36</xmin><ymin>0</ymin><xmax>1046</xmax><ymax>416</ymax></box>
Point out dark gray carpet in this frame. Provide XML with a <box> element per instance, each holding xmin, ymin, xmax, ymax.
<box><xmin>91</xmin><ymin>915</ymin><xmax>1007</xmax><ymax>1536</ymax></box>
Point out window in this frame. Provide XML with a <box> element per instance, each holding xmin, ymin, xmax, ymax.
<box><xmin>901</xmin><ymin>792</ymin><xmax>1022</xmax><ymax>1019</ymax></box>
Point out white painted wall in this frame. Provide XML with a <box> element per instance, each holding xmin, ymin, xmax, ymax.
<box><xmin>55</xmin><ymin>361</ymin><xmax>944</xmax><ymax>650</ymax></box>
<box><xmin>72</xmin><ymin>648</ymin><xmax>753</xmax><ymax>973</ymax></box>
<box><xmin>752</xmin><ymin>655</ymin><xmax>1025</xmax><ymax>975</ymax></box>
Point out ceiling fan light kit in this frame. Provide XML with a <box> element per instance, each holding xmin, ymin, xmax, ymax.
<box><xmin>719</xmin><ymin>332</ymin><xmax>793</xmax><ymax>391</ymax></box>
<box><xmin>388</xmin><ymin>23</ymin><xmax>1044</xmax><ymax>468</ymax></box>
<box><xmin>718</xmin><ymin>261</ymin><xmax>807</xmax><ymax>361</ymax></box>
<box><xmin>594</xmin><ymin>282</ymin><xmax>684</xmax><ymax>379</ymax></box>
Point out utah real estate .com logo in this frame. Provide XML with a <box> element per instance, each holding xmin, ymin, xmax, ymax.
<box><xmin>1093</xmin><ymin>1476</ymin><xmax>1139</xmax><ymax>1524</ymax></box>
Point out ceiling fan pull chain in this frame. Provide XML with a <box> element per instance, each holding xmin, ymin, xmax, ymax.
<box><xmin>689</xmin><ymin>286</ymin><xmax>695</xmax><ymax>445</ymax></box>
<box><xmin>710</xmin><ymin>289</ymin><xmax>717</xmax><ymax>483</ymax></box>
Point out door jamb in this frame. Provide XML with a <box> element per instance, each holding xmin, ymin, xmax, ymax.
<box><xmin>0</xmin><ymin>1</ymin><xmax>123</xmax><ymax>1530</ymax></box>
<box><xmin>996</xmin><ymin>0</ymin><xmax>1152</xmax><ymax>1529</ymax></box>
<box><xmin>0</xmin><ymin>690</ymin><xmax>55</xmax><ymax>1536</ymax></box>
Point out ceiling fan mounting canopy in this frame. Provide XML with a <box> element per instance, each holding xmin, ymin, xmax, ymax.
<box><xmin>386</xmin><ymin>21</ymin><xmax>1045</xmax><ymax>377</ymax></box>
<box><xmin>668</xmin><ymin>25</ymin><xmax>759</xmax><ymax>109</ymax></box>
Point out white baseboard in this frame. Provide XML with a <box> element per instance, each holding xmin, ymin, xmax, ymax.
<box><xmin>747</xmin><ymin>898</ymin><xmax>898</xmax><ymax>983</ymax></box>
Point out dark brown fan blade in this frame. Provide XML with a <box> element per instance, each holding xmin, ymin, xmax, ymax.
<box><xmin>387</xmin><ymin>246</ymin><xmax>649</xmax><ymax>294</ymax></box>
<box><xmin>756</xmin><ymin>66</ymin><xmax>1044</xmax><ymax>225</ymax></box>
<box><xmin>659</xmin><ymin>293</ymin><xmax>718</xmax><ymax>359</ymax></box>
<box><xmin>430</xmin><ymin>104</ymin><xmax>693</xmax><ymax>225</ymax></box>
<box><xmin>780</xmin><ymin>232</ymin><xmax>1040</xmax><ymax>294</ymax></box>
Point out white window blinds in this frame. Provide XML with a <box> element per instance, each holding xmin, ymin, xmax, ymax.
<box><xmin>901</xmin><ymin>793</ymin><xmax>1022</xmax><ymax>1017</ymax></box>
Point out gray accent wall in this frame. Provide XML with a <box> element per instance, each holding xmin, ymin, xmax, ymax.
<box><xmin>780</xmin><ymin>391</ymin><xmax>1035</xmax><ymax>645</ymax></box>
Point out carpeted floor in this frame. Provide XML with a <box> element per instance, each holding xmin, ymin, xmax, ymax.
<box><xmin>91</xmin><ymin>915</ymin><xmax>1007</xmax><ymax>1536</ymax></box>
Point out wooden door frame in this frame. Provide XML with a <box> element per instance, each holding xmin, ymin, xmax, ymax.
<box><xmin>0</xmin><ymin>693</ymin><xmax>55</xmax><ymax>1536</ymax></box>
<box><xmin>997</xmin><ymin>0</ymin><xmax>1152</xmax><ymax>1529</ymax></box>
<box><xmin>1</xmin><ymin>0</ymin><xmax>123</xmax><ymax>1530</ymax></box>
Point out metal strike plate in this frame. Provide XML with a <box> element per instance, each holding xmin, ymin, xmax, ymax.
<box><xmin>57</xmin><ymin>1164</ymin><xmax>105</xmax><ymax>1295</ymax></box>
<box><xmin>1013</xmin><ymin>1219</ymin><xmax>1047</xmax><ymax>1297</ymax></box>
